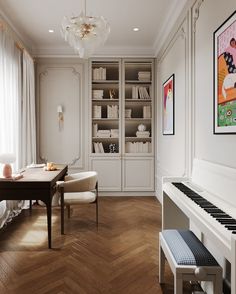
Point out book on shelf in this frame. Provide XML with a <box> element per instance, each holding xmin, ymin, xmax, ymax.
<box><xmin>107</xmin><ymin>105</ymin><xmax>118</xmax><ymax>118</ymax></box>
<box><xmin>138</xmin><ymin>71</ymin><xmax>151</xmax><ymax>81</ymax></box>
<box><xmin>143</xmin><ymin>106</ymin><xmax>151</xmax><ymax>118</ymax></box>
<box><xmin>97</xmin><ymin>130</ymin><xmax>111</xmax><ymax>138</ymax></box>
<box><xmin>131</xmin><ymin>86</ymin><xmax>150</xmax><ymax>99</ymax></box>
<box><xmin>92</xmin><ymin>123</ymin><xmax>98</xmax><ymax>137</ymax></box>
<box><xmin>111</xmin><ymin>129</ymin><xmax>119</xmax><ymax>138</ymax></box>
<box><xmin>92</xmin><ymin>105</ymin><xmax>102</xmax><ymax>118</ymax></box>
<box><xmin>93</xmin><ymin>67</ymin><xmax>106</xmax><ymax>80</ymax></box>
<box><xmin>92</xmin><ymin>89</ymin><xmax>104</xmax><ymax>99</ymax></box>
<box><xmin>93</xmin><ymin>142</ymin><xmax>105</xmax><ymax>153</ymax></box>
<box><xmin>136</xmin><ymin>131</ymin><xmax>150</xmax><ymax>138</ymax></box>
<box><xmin>125</xmin><ymin>109</ymin><xmax>132</xmax><ymax>118</ymax></box>
<box><xmin>125</xmin><ymin>141</ymin><xmax>151</xmax><ymax>153</ymax></box>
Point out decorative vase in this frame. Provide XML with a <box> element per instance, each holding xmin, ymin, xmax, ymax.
<box><xmin>138</xmin><ymin>124</ymin><xmax>146</xmax><ymax>132</ymax></box>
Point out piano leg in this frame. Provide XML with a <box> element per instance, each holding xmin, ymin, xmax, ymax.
<box><xmin>231</xmin><ymin>237</ymin><xmax>236</xmax><ymax>294</ymax></box>
<box><xmin>162</xmin><ymin>192</ymin><xmax>189</xmax><ymax>230</ymax></box>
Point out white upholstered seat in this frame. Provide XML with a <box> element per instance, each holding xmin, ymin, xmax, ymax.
<box><xmin>64</xmin><ymin>191</ymin><xmax>96</xmax><ymax>204</ymax></box>
<box><xmin>57</xmin><ymin>171</ymin><xmax>98</xmax><ymax>234</ymax></box>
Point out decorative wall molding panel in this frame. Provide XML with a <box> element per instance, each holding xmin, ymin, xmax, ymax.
<box><xmin>37</xmin><ymin>64</ymin><xmax>85</xmax><ymax>170</ymax></box>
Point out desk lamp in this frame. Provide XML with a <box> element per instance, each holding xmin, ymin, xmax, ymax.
<box><xmin>0</xmin><ymin>153</ymin><xmax>16</xmax><ymax>178</ymax></box>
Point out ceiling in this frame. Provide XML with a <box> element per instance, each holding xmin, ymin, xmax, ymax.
<box><xmin>0</xmin><ymin>0</ymin><xmax>187</xmax><ymax>57</ymax></box>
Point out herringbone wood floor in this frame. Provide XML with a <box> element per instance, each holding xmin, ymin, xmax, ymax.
<box><xmin>0</xmin><ymin>197</ymin><xmax>191</xmax><ymax>294</ymax></box>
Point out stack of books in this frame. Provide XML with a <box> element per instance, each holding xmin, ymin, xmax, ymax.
<box><xmin>93</xmin><ymin>142</ymin><xmax>104</xmax><ymax>153</ymax></box>
<box><xmin>107</xmin><ymin>105</ymin><xmax>118</xmax><ymax>118</ymax></box>
<box><xmin>125</xmin><ymin>142</ymin><xmax>151</xmax><ymax>153</ymax></box>
<box><xmin>132</xmin><ymin>86</ymin><xmax>150</xmax><ymax>99</ymax></box>
<box><xmin>138</xmin><ymin>71</ymin><xmax>151</xmax><ymax>81</ymax></box>
<box><xmin>111</xmin><ymin>129</ymin><xmax>119</xmax><ymax>138</ymax></box>
<box><xmin>93</xmin><ymin>90</ymin><xmax>104</xmax><ymax>99</ymax></box>
<box><xmin>97</xmin><ymin>130</ymin><xmax>111</xmax><ymax>138</ymax></box>
<box><xmin>92</xmin><ymin>105</ymin><xmax>102</xmax><ymax>118</ymax></box>
<box><xmin>136</xmin><ymin>131</ymin><xmax>150</xmax><ymax>138</ymax></box>
<box><xmin>93</xmin><ymin>67</ymin><xmax>106</xmax><ymax>80</ymax></box>
<box><xmin>143</xmin><ymin>106</ymin><xmax>151</xmax><ymax>118</ymax></box>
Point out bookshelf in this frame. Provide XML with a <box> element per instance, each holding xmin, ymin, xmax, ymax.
<box><xmin>91</xmin><ymin>60</ymin><xmax>121</xmax><ymax>154</ymax></box>
<box><xmin>124</xmin><ymin>61</ymin><xmax>153</xmax><ymax>155</ymax></box>
<box><xmin>90</xmin><ymin>58</ymin><xmax>154</xmax><ymax>192</ymax></box>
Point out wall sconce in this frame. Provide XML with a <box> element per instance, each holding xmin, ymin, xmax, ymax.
<box><xmin>0</xmin><ymin>153</ymin><xmax>16</xmax><ymax>178</ymax></box>
<box><xmin>57</xmin><ymin>105</ymin><xmax>64</xmax><ymax>130</ymax></box>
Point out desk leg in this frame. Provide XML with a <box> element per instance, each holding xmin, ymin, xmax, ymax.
<box><xmin>29</xmin><ymin>200</ymin><xmax>32</xmax><ymax>215</ymax></box>
<box><xmin>45</xmin><ymin>200</ymin><xmax>52</xmax><ymax>249</ymax></box>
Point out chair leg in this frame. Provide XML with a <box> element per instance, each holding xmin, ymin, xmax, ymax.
<box><xmin>96</xmin><ymin>199</ymin><xmax>98</xmax><ymax>229</ymax></box>
<box><xmin>61</xmin><ymin>189</ymin><xmax>64</xmax><ymax>235</ymax></box>
<box><xmin>67</xmin><ymin>205</ymin><xmax>71</xmax><ymax>218</ymax></box>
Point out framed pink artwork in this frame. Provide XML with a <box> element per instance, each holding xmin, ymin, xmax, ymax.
<box><xmin>162</xmin><ymin>74</ymin><xmax>175</xmax><ymax>135</ymax></box>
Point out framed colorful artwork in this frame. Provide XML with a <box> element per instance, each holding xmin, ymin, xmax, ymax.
<box><xmin>214</xmin><ymin>10</ymin><xmax>236</xmax><ymax>134</ymax></box>
<box><xmin>162</xmin><ymin>74</ymin><xmax>175</xmax><ymax>135</ymax></box>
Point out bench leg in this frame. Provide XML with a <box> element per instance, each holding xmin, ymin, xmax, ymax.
<box><xmin>159</xmin><ymin>245</ymin><xmax>165</xmax><ymax>284</ymax></box>
<box><xmin>213</xmin><ymin>271</ymin><xmax>223</xmax><ymax>294</ymax></box>
<box><xmin>174</xmin><ymin>275</ymin><xmax>183</xmax><ymax>294</ymax></box>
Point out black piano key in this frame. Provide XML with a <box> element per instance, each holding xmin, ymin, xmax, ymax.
<box><xmin>232</xmin><ymin>231</ymin><xmax>236</xmax><ymax>234</ymax></box>
<box><xmin>201</xmin><ymin>204</ymin><xmax>217</xmax><ymax>208</ymax></box>
<box><xmin>211</xmin><ymin>213</ymin><xmax>232</xmax><ymax>218</ymax></box>
<box><xmin>217</xmin><ymin>219</ymin><xmax>236</xmax><ymax>224</ymax></box>
<box><xmin>225</xmin><ymin>225</ymin><xmax>236</xmax><ymax>230</ymax></box>
<box><xmin>204</xmin><ymin>208</ymin><xmax>224</xmax><ymax>213</ymax></box>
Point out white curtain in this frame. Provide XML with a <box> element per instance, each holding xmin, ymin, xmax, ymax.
<box><xmin>0</xmin><ymin>27</ymin><xmax>21</xmax><ymax>172</ymax></box>
<box><xmin>19</xmin><ymin>51</ymin><xmax>36</xmax><ymax>168</ymax></box>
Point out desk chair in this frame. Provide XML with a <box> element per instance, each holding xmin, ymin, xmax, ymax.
<box><xmin>57</xmin><ymin>171</ymin><xmax>98</xmax><ymax>234</ymax></box>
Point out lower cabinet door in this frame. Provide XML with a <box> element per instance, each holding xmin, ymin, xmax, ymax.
<box><xmin>90</xmin><ymin>157</ymin><xmax>122</xmax><ymax>191</ymax></box>
<box><xmin>123</xmin><ymin>157</ymin><xmax>154</xmax><ymax>191</ymax></box>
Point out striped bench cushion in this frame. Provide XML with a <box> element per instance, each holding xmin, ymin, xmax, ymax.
<box><xmin>162</xmin><ymin>230</ymin><xmax>219</xmax><ymax>266</ymax></box>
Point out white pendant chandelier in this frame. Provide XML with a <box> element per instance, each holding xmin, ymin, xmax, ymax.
<box><xmin>61</xmin><ymin>0</ymin><xmax>110</xmax><ymax>58</ymax></box>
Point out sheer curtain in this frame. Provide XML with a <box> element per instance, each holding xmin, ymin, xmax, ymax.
<box><xmin>19</xmin><ymin>50</ymin><xmax>36</xmax><ymax>168</ymax></box>
<box><xmin>0</xmin><ymin>27</ymin><xmax>21</xmax><ymax>172</ymax></box>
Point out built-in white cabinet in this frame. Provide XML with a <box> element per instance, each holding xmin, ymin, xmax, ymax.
<box><xmin>89</xmin><ymin>58</ymin><xmax>154</xmax><ymax>192</ymax></box>
<box><xmin>123</xmin><ymin>157</ymin><xmax>154</xmax><ymax>191</ymax></box>
<box><xmin>90</xmin><ymin>157</ymin><xmax>121</xmax><ymax>191</ymax></box>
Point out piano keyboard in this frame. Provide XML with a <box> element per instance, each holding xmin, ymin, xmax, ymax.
<box><xmin>172</xmin><ymin>182</ymin><xmax>236</xmax><ymax>234</ymax></box>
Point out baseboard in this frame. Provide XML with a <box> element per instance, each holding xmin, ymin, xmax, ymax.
<box><xmin>98</xmin><ymin>191</ymin><xmax>155</xmax><ymax>196</ymax></box>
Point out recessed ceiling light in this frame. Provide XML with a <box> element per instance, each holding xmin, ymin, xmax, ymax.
<box><xmin>48</xmin><ymin>29</ymin><xmax>54</xmax><ymax>33</ymax></box>
<box><xmin>133</xmin><ymin>27</ymin><xmax>139</xmax><ymax>32</ymax></box>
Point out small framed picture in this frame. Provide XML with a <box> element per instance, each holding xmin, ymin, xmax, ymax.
<box><xmin>214</xmin><ymin>10</ymin><xmax>236</xmax><ymax>134</ymax></box>
<box><xmin>162</xmin><ymin>74</ymin><xmax>175</xmax><ymax>135</ymax></box>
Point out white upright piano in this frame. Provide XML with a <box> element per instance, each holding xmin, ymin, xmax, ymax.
<box><xmin>162</xmin><ymin>159</ymin><xmax>236</xmax><ymax>294</ymax></box>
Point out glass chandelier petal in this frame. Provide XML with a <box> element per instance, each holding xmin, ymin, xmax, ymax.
<box><xmin>61</xmin><ymin>12</ymin><xmax>110</xmax><ymax>58</ymax></box>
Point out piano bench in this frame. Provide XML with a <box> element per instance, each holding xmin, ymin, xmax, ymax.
<box><xmin>159</xmin><ymin>229</ymin><xmax>223</xmax><ymax>294</ymax></box>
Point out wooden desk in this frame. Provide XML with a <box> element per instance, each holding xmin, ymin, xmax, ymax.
<box><xmin>0</xmin><ymin>165</ymin><xmax>68</xmax><ymax>248</ymax></box>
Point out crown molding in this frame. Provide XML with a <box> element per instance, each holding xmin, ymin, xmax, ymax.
<box><xmin>32</xmin><ymin>45</ymin><xmax>156</xmax><ymax>58</ymax></box>
<box><xmin>0</xmin><ymin>8</ymin><xmax>34</xmax><ymax>51</ymax></box>
<box><xmin>153</xmin><ymin>0</ymin><xmax>188</xmax><ymax>57</ymax></box>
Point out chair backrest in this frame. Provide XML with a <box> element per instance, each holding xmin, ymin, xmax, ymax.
<box><xmin>64</xmin><ymin>171</ymin><xmax>98</xmax><ymax>192</ymax></box>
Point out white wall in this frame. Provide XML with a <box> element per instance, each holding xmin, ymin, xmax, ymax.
<box><xmin>156</xmin><ymin>0</ymin><xmax>236</xmax><ymax>200</ymax></box>
<box><xmin>156</xmin><ymin>17</ymin><xmax>189</xmax><ymax>202</ymax></box>
<box><xmin>156</xmin><ymin>0</ymin><xmax>236</xmax><ymax>291</ymax></box>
